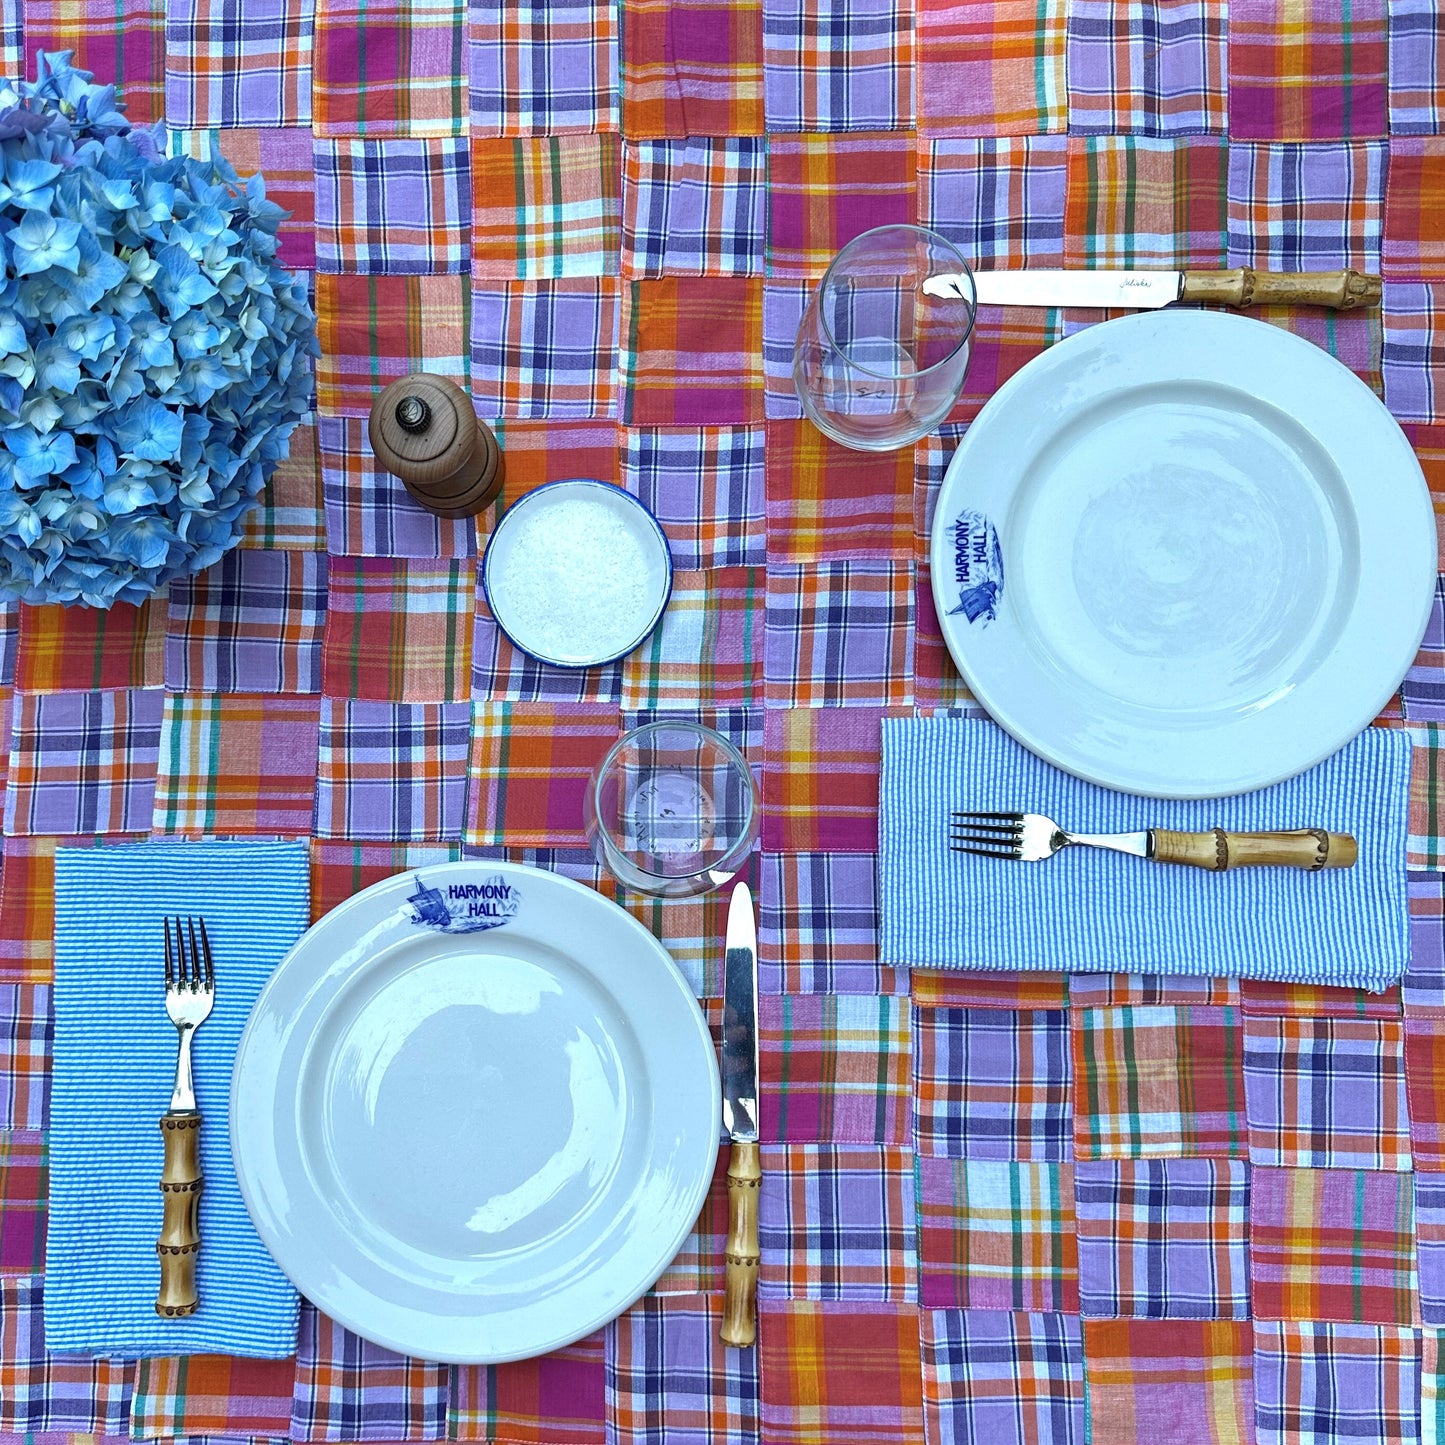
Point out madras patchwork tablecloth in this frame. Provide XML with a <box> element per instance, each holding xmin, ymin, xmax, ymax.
<box><xmin>3</xmin><ymin>0</ymin><xmax>1445</xmax><ymax>1442</ymax></box>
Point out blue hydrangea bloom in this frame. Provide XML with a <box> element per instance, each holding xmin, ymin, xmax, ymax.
<box><xmin>0</xmin><ymin>51</ymin><xmax>316</xmax><ymax>606</ymax></box>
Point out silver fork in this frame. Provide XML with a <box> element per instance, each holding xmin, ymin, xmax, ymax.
<box><xmin>949</xmin><ymin>811</ymin><xmax>1358</xmax><ymax>872</ymax></box>
<box><xmin>157</xmin><ymin>916</ymin><xmax>215</xmax><ymax>1318</ymax></box>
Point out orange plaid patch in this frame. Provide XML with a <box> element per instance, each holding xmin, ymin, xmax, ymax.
<box><xmin>1385</xmin><ymin>138</ymin><xmax>1445</xmax><ymax>278</ymax></box>
<box><xmin>130</xmin><ymin>1355</ymin><xmax>297</xmax><ymax>1438</ymax></box>
<box><xmin>14</xmin><ymin>601</ymin><xmax>165</xmax><ymax>693</ymax></box>
<box><xmin>911</xmin><ymin>968</ymin><xmax>1071</xmax><ymax>1011</ymax></box>
<box><xmin>0</xmin><ymin>837</ymin><xmax>66</xmax><ymax>984</ymax></box>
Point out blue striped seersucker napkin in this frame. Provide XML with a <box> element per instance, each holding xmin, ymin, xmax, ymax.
<box><xmin>45</xmin><ymin>840</ymin><xmax>309</xmax><ymax>1357</ymax></box>
<box><xmin>879</xmin><ymin>718</ymin><xmax>1412</xmax><ymax>991</ymax></box>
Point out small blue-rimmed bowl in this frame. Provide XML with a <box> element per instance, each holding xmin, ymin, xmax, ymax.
<box><xmin>481</xmin><ymin>478</ymin><xmax>674</xmax><ymax>669</ymax></box>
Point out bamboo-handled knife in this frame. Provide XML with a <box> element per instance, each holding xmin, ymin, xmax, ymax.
<box><xmin>719</xmin><ymin>881</ymin><xmax>760</xmax><ymax>1348</ymax></box>
<box><xmin>922</xmin><ymin>266</ymin><xmax>1382</xmax><ymax>311</ymax></box>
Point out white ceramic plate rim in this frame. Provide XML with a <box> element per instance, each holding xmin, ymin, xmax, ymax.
<box><xmin>929</xmin><ymin>309</ymin><xmax>1436</xmax><ymax>799</ymax></box>
<box><xmin>230</xmin><ymin>862</ymin><xmax>720</xmax><ymax>1363</ymax></box>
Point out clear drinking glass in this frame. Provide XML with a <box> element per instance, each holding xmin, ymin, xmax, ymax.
<box><xmin>793</xmin><ymin>224</ymin><xmax>977</xmax><ymax>452</ymax></box>
<box><xmin>584</xmin><ymin>722</ymin><xmax>760</xmax><ymax>897</ymax></box>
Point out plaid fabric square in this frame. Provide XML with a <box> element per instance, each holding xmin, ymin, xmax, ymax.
<box><xmin>1227</xmin><ymin>0</ymin><xmax>1389</xmax><ymax>141</ymax></box>
<box><xmin>131</xmin><ymin>1353</ymin><xmax>297</xmax><ymax>1438</ymax></box>
<box><xmin>1385</xmin><ymin>141</ymin><xmax>1445</xmax><ymax>279</ymax></box>
<box><xmin>759</xmin><ymin>1144</ymin><xmax>915</xmax><ymax>1302</ymax></box>
<box><xmin>759</xmin><ymin>1301</ymin><xmax>923</xmax><ymax>1445</ymax></box>
<box><xmin>766</xmin><ymin>132</ymin><xmax>914</xmax><ymax>277</ymax></box>
<box><xmin>1254</xmin><ymin>1321</ymin><xmax>1421</xmax><ymax>1444</ymax></box>
<box><xmin>622</xmin><ymin>0</ymin><xmax>763</xmax><ymax>136</ymax></box>
<box><xmin>311</xmin><ymin>840</ymin><xmax>460</xmax><ymax>920</ymax></box>
<box><xmin>465</xmin><ymin>703</ymin><xmax>620</xmax><ymax>847</ymax></box>
<box><xmin>618</xmin><ymin>568</ymin><xmax>764</xmax><ymax>708</ymax></box>
<box><xmin>152</xmin><ymin>693</ymin><xmax>322</xmax><ymax>835</ymax></box>
<box><xmin>765</xmin><ymin>420</ymin><xmax>912</xmax><ymax>564</ymax></box>
<box><xmin>1408</xmin><ymin>873</ymin><xmax>1445</xmax><ymax>1017</ymax></box>
<box><xmin>912</xmin><ymin>1006</ymin><xmax>1072</xmax><ymax>1161</ymax></box>
<box><xmin>0</xmin><ymin>0</ymin><xmax>18</xmax><ymax>75</ymax></box>
<box><xmin>320</xmin><ymin>558</ymin><xmax>474</xmax><ymax>703</ymax></box>
<box><xmin>1228</xmin><ymin>141</ymin><xmax>1385</xmax><ymax>272</ymax></box>
<box><xmin>758</xmin><ymin>851</ymin><xmax>895</xmax><ymax>996</ymax></box>
<box><xmin>164</xmin><ymin>0</ymin><xmax>313</xmax><ymax>126</ymax></box>
<box><xmin>316</xmin><ymin>138</ymin><xmax>470</xmax><ymax>273</ymax></box>
<box><xmin>917</xmin><ymin>1157</ymin><xmax>1078</xmax><ymax>1312</ymax></box>
<box><xmin>1066</xmin><ymin>0</ymin><xmax>1226</xmax><ymax>134</ymax></box>
<box><xmin>0</xmin><ymin>1133</ymin><xmax>44</xmax><ymax>1274</ymax></box>
<box><xmin>918</xmin><ymin>136</ymin><xmax>1068</xmax><ymax>268</ymax></box>
<box><xmin>1391</xmin><ymin>0</ymin><xmax>1445</xmax><ymax>134</ymax></box>
<box><xmin>493</xmin><ymin>418</ymin><xmax>621</xmax><ymax>494</ymax></box>
<box><xmin>763</xmin><ymin>563</ymin><xmax>914</xmax><ymax>708</ymax></box>
<box><xmin>1072</xmin><ymin>973</ymin><xmax>1241</xmax><ymax>1008</ymax></box>
<box><xmin>1408</xmin><ymin>1020</ymin><xmax>1445</xmax><ymax>1169</ymax></box>
<box><xmin>1083</xmin><ymin>1319</ymin><xmax>1255</xmax><ymax>1445</ymax></box>
<box><xmin>0</xmin><ymin>837</ymin><xmax>68</xmax><ymax>984</ymax></box>
<box><xmin>315</xmin><ymin>700</ymin><xmax>471</xmax><ymax>840</ymax></box>
<box><xmin>1410</xmin><ymin>591</ymin><xmax>1445</xmax><ymax>729</ymax></box>
<box><xmin>1425</xmin><ymin>1330</ymin><xmax>1445</xmax><ymax>1445</ymax></box>
<box><xmin>912</xmin><ymin>969</ymin><xmax>1070</xmax><ymax>1011</ymax></box>
<box><xmin>954</xmin><ymin>309</ymin><xmax>1062</xmax><ymax>420</ymax></box>
<box><xmin>762</xmin><ymin>278</ymin><xmax>808</xmax><ymax>419</ymax></box>
<box><xmin>1064</xmin><ymin>135</ymin><xmax>1229</xmax><ymax>268</ymax></box>
<box><xmin>242</xmin><ymin>417</ymin><xmax>327</xmax><ymax>551</ymax></box>
<box><xmin>0</xmin><ymin>1277</ymin><xmax>131</xmax><ymax>1434</ymax></box>
<box><xmin>472</xmin><ymin>279</ymin><xmax>620</xmax><ymax>419</ymax></box>
<box><xmin>621</xmin><ymin>138</ymin><xmax>766</xmax><ymax>277</ymax></box>
<box><xmin>762</xmin><ymin>0</ymin><xmax>915</xmax><ymax>131</ymax></box>
<box><xmin>1414</xmin><ymin>726</ymin><xmax>1445</xmax><ymax>868</ymax></box>
<box><xmin>473</xmin><ymin>593</ymin><xmax>623</xmax><ymax>705</ymax></box>
<box><xmin>4</xmin><ymin>690</ymin><xmax>163</xmax><ymax>837</ymax></box>
<box><xmin>320</xmin><ymin>415</ymin><xmax>477</xmax><ymax>558</ymax></box>
<box><xmin>761</xmin><ymin>705</ymin><xmax>889</xmax><ymax>852</ymax></box>
<box><xmin>1250</xmin><ymin>1166</ymin><xmax>1417</xmax><ymax>1326</ymax></box>
<box><xmin>170</xmin><ymin>125</ymin><xmax>319</xmax><ymax>272</ymax></box>
<box><xmin>469</xmin><ymin>0</ymin><xmax>618</xmax><ymax>135</ymax></box>
<box><xmin>606</xmin><ymin>1293</ymin><xmax>760</xmax><ymax>1445</ymax></box>
<box><xmin>622</xmin><ymin>277</ymin><xmax>763</xmax><ymax>425</ymax></box>
<box><xmin>24</xmin><ymin>0</ymin><xmax>166</xmax><ymax>124</ymax></box>
<box><xmin>922</xmin><ymin>1309</ymin><xmax>1083</xmax><ymax>1445</ymax></box>
<box><xmin>14</xmin><ymin>599</ymin><xmax>165</xmax><ymax>692</ymax></box>
<box><xmin>916</xmin><ymin>0</ymin><xmax>1066</xmax><ymax>136</ymax></box>
<box><xmin>0</xmin><ymin>984</ymin><xmax>50</xmax><ymax>1132</ymax></box>
<box><xmin>165</xmin><ymin>549</ymin><xmax>326</xmax><ymax>693</ymax></box>
<box><xmin>1243</xmin><ymin>1014</ymin><xmax>1411</xmax><ymax>1170</ymax></box>
<box><xmin>471</xmin><ymin>134</ymin><xmax>620</xmax><ymax>279</ymax></box>
<box><xmin>450</xmin><ymin>1332</ymin><xmax>604</xmax><ymax>1443</ymax></box>
<box><xmin>315</xmin><ymin>273</ymin><xmax>469</xmax><ymax>416</ymax></box>
<box><xmin>292</xmin><ymin>1303</ymin><xmax>448</xmax><ymax>1440</ymax></box>
<box><xmin>313</xmin><ymin>0</ymin><xmax>466</xmax><ymax>136</ymax></box>
<box><xmin>1417</xmin><ymin>1175</ymin><xmax>1445</xmax><ymax>1326</ymax></box>
<box><xmin>1239</xmin><ymin>978</ymin><xmax>1402</xmax><ymax>1018</ymax></box>
<box><xmin>1075</xmin><ymin>1158</ymin><xmax>1250</xmax><ymax>1319</ymax></box>
<box><xmin>760</xmin><ymin>993</ymin><xmax>911</xmax><ymax>1145</ymax></box>
<box><xmin>622</xmin><ymin>427</ymin><xmax>765</xmax><ymax>568</ymax></box>
<box><xmin>0</xmin><ymin>603</ymin><xmax>15</xmax><ymax>687</ymax></box>
<box><xmin>1073</xmin><ymin>1005</ymin><xmax>1248</xmax><ymax>1160</ymax></box>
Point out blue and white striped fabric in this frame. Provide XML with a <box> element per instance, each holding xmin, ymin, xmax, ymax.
<box><xmin>879</xmin><ymin>718</ymin><xmax>1413</xmax><ymax>991</ymax></box>
<box><xmin>46</xmin><ymin>840</ymin><xmax>309</xmax><ymax>1357</ymax></box>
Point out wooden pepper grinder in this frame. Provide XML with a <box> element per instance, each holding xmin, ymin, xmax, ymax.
<box><xmin>368</xmin><ymin>374</ymin><xmax>504</xmax><ymax>518</ymax></box>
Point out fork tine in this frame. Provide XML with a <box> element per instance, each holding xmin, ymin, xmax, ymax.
<box><xmin>186</xmin><ymin>917</ymin><xmax>202</xmax><ymax>992</ymax></box>
<box><xmin>175</xmin><ymin>916</ymin><xmax>190</xmax><ymax>988</ymax></box>
<box><xmin>952</xmin><ymin>810</ymin><xmax>1026</xmax><ymax>823</ymax></box>
<box><xmin>950</xmin><ymin>824</ymin><xmax>1024</xmax><ymax>843</ymax></box>
<box><xmin>197</xmin><ymin>917</ymin><xmax>214</xmax><ymax>990</ymax></box>
<box><xmin>164</xmin><ymin>918</ymin><xmax>175</xmax><ymax>987</ymax></box>
<box><xmin>950</xmin><ymin>841</ymin><xmax>1022</xmax><ymax>859</ymax></box>
<box><xmin>951</xmin><ymin>819</ymin><xmax>1023</xmax><ymax>836</ymax></box>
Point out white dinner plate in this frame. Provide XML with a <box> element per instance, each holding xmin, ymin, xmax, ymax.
<box><xmin>930</xmin><ymin>309</ymin><xmax>1436</xmax><ymax>798</ymax></box>
<box><xmin>231</xmin><ymin>862</ymin><xmax>720</xmax><ymax>1363</ymax></box>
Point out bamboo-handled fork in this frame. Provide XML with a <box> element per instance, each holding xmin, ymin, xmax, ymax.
<box><xmin>950</xmin><ymin>812</ymin><xmax>1358</xmax><ymax>871</ymax></box>
<box><xmin>157</xmin><ymin>916</ymin><xmax>215</xmax><ymax>1318</ymax></box>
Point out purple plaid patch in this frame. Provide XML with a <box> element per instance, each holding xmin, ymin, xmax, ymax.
<box><xmin>1415</xmin><ymin>1172</ymin><xmax>1445</xmax><ymax>1326</ymax></box>
<box><xmin>762</xmin><ymin>280</ymin><xmax>808</xmax><ymax>419</ymax></box>
<box><xmin>292</xmin><ymin>1302</ymin><xmax>449</xmax><ymax>1441</ymax></box>
<box><xmin>1406</xmin><ymin>873</ymin><xmax>1445</xmax><ymax>1017</ymax></box>
<box><xmin>164</xmin><ymin>0</ymin><xmax>314</xmax><ymax>126</ymax></box>
<box><xmin>166</xmin><ymin>549</ymin><xmax>327</xmax><ymax>693</ymax></box>
<box><xmin>1075</xmin><ymin>1158</ymin><xmax>1251</xmax><ymax>1319</ymax></box>
<box><xmin>1389</xmin><ymin>0</ymin><xmax>1445</xmax><ymax>133</ymax></box>
<box><xmin>1383</xmin><ymin>280</ymin><xmax>1444</xmax><ymax>424</ymax></box>
<box><xmin>922</xmin><ymin>1308</ymin><xmax>1084</xmax><ymax>1445</ymax></box>
<box><xmin>605</xmin><ymin>1293</ymin><xmax>760</xmax><ymax>1445</ymax></box>
<box><xmin>315</xmin><ymin>700</ymin><xmax>472</xmax><ymax>840</ymax></box>
<box><xmin>0</xmin><ymin>982</ymin><xmax>50</xmax><ymax>1131</ymax></box>
<box><xmin>1404</xmin><ymin>579</ymin><xmax>1445</xmax><ymax>722</ymax></box>
<box><xmin>3</xmin><ymin>690</ymin><xmax>163</xmax><ymax>837</ymax></box>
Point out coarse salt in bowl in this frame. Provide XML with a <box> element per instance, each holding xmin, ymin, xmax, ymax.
<box><xmin>482</xmin><ymin>479</ymin><xmax>673</xmax><ymax>668</ymax></box>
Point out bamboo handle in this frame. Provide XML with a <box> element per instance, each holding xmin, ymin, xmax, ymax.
<box><xmin>1179</xmin><ymin>268</ymin><xmax>1381</xmax><ymax>311</ymax></box>
<box><xmin>719</xmin><ymin>1139</ymin><xmax>760</xmax><ymax>1347</ymax></box>
<box><xmin>156</xmin><ymin>1111</ymin><xmax>201</xmax><ymax>1318</ymax></box>
<box><xmin>1149</xmin><ymin>828</ymin><xmax>1358</xmax><ymax>872</ymax></box>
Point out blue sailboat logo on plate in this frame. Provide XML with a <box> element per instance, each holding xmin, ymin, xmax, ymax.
<box><xmin>948</xmin><ymin>508</ymin><xmax>1004</xmax><ymax>627</ymax></box>
<box><xmin>406</xmin><ymin>873</ymin><xmax>521</xmax><ymax>935</ymax></box>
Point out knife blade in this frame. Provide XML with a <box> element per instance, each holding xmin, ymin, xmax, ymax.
<box><xmin>719</xmin><ymin>881</ymin><xmax>760</xmax><ymax>1348</ymax></box>
<box><xmin>922</xmin><ymin>266</ymin><xmax>1382</xmax><ymax>312</ymax></box>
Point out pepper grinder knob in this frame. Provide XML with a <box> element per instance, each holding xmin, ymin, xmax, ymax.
<box><xmin>367</xmin><ymin>374</ymin><xmax>504</xmax><ymax>519</ymax></box>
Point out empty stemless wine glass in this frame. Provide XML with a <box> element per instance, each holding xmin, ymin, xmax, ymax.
<box><xmin>793</xmin><ymin>224</ymin><xmax>977</xmax><ymax>452</ymax></box>
<box><xmin>584</xmin><ymin>721</ymin><xmax>759</xmax><ymax>897</ymax></box>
